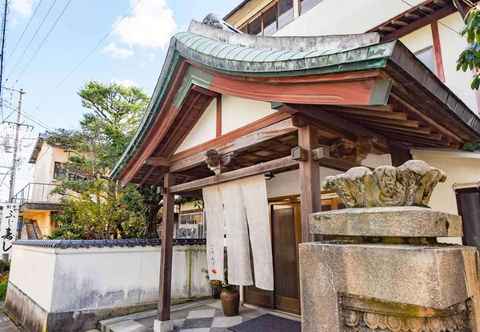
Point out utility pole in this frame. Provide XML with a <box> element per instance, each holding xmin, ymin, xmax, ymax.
<box><xmin>0</xmin><ymin>0</ymin><xmax>8</xmax><ymax>105</ymax></box>
<box><xmin>7</xmin><ymin>88</ymin><xmax>24</xmax><ymax>202</ymax></box>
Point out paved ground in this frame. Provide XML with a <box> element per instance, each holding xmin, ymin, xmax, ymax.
<box><xmin>102</xmin><ymin>299</ymin><xmax>300</xmax><ymax>332</ymax></box>
<box><xmin>0</xmin><ymin>312</ymin><xmax>18</xmax><ymax>332</ymax></box>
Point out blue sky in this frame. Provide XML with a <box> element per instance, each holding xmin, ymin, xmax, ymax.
<box><xmin>4</xmin><ymin>0</ymin><xmax>240</xmax><ymax>129</ymax></box>
<box><xmin>0</xmin><ymin>0</ymin><xmax>240</xmax><ymax>200</ymax></box>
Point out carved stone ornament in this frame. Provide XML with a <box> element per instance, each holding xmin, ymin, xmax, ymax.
<box><xmin>324</xmin><ymin>160</ymin><xmax>446</xmax><ymax>208</ymax></box>
<box><xmin>343</xmin><ymin>306</ymin><xmax>469</xmax><ymax>332</ymax></box>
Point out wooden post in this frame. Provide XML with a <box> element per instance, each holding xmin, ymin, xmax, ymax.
<box><xmin>297</xmin><ymin>124</ymin><xmax>321</xmax><ymax>242</ymax></box>
<box><xmin>158</xmin><ymin>173</ymin><xmax>175</xmax><ymax>322</ymax></box>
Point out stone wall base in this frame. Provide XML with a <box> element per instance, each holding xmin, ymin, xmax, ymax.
<box><xmin>5</xmin><ymin>282</ymin><xmax>158</xmax><ymax>332</ymax></box>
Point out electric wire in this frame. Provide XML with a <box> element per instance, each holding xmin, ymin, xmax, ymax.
<box><xmin>6</xmin><ymin>0</ymin><xmax>58</xmax><ymax>80</ymax></box>
<box><xmin>53</xmin><ymin>0</ymin><xmax>145</xmax><ymax>89</ymax></box>
<box><xmin>8</xmin><ymin>0</ymin><xmax>44</xmax><ymax>58</ymax></box>
<box><xmin>15</xmin><ymin>0</ymin><xmax>73</xmax><ymax>83</ymax></box>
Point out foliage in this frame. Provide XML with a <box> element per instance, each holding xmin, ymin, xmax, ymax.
<box><xmin>49</xmin><ymin>81</ymin><xmax>160</xmax><ymax>240</ymax></box>
<box><xmin>0</xmin><ymin>273</ymin><xmax>8</xmax><ymax>301</ymax></box>
<box><xmin>0</xmin><ymin>260</ymin><xmax>10</xmax><ymax>274</ymax></box>
<box><xmin>463</xmin><ymin>141</ymin><xmax>480</xmax><ymax>152</ymax></box>
<box><xmin>458</xmin><ymin>6</ymin><xmax>480</xmax><ymax>89</ymax></box>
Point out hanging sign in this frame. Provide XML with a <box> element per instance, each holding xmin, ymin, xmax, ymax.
<box><xmin>0</xmin><ymin>203</ymin><xmax>19</xmax><ymax>253</ymax></box>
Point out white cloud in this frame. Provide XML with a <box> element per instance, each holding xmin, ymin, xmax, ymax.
<box><xmin>113</xmin><ymin>79</ymin><xmax>137</xmax><ymax>87</ymax></box>
<box><xmin>113</xmin><ymin>0</ymin><xmax>177</xmax><ymax>49</ymax></box>
<box><xmin>11</xmin><ymin>0</ymin><xmax>33</xmax><ymax>17</ymax></box>
<box><xmin>102</xmin><ymin>42</ymin><xmax>134</xmax><ymax>59</ymax></box>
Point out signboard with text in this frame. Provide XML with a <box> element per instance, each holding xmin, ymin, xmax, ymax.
<box><xmin>0</xmin><ymin>203</ymin><xmax>19</xmax><ymax>254</ymax></box>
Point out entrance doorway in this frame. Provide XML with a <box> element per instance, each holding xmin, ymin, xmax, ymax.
<box><xmin>244</xmin><ymin>198</ymin><xmax>302</xmax><ymax>314</ymax></box>
<box><xmin>244</xmin><ymin>194</ymin><xmax>342</xmax><ymax>314</ymax></box>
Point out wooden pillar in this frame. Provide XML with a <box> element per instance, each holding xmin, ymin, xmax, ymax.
<box><xmin>297</xmin><ymin>124</ymin><xmax>321</xmax><ymax>242</ymax></box>
<box><xmin>158</xmin><ymin>173</ymin><xmax>175</xmax><ymax>322</ymax></box>
<box><xmin>431</xmin><ymin>21</ymin><xmax>445</xmax><ymax>82</ymax></box>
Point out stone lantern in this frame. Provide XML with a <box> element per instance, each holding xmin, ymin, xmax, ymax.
<box><xmin>300</xmin><ymin>160</ymin><xmax>480</xmax><ymax>332</ymax></box>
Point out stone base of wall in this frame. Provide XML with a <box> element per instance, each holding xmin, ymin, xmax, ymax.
<box><xmin>5</xmin><ymin>282</ymin><xmax>158</xmax><ymax>332</ymax></box>
<box><xmin>5</xmin><ymin>282</ymin><xmax>48</xmax><ymax>332</ymax></box>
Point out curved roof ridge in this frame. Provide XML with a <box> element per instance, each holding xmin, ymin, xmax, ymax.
<box><xmin>187</xmin><ymin>20</ymin><xmax>381</xmax><ymax>55</ymax></box>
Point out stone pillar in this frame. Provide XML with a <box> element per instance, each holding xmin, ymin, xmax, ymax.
<box><xmin>300</xmin><ymin>161</ymin><xmax>480</xmax><ymax>332</ymax></box>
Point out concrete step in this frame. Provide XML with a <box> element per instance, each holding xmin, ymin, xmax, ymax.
<box><xmin>99</xmin><ymin>310</ymin><xmax>156</xmax><ymax>332</ymax></box>
<box><xmin>105</xmin><ymin>320</ymin><xmax>150</xmax><ymax>332</ymax></box>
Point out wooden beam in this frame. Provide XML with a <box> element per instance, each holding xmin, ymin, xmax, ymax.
<box><xmin>285</xmin><ymin>104</ymin><xmax>389</xmax><ymax>149</ymax></box>
<box><xmin>390</xmin><ymin>93</ymin><xmax>463</xmax><ymax>143</ymax></box>
<box><xmin>170</xmin><ymin>117</ymin><xmax>296</xmax><ymax>173</ymax></box>
<box><xmin>158</xmin><ymin>173</ymin><xmax>175</xmax><ymax>322</ymax></box>
<box><xmin>313</xmin><ymin>146</ymin><xmax>365</xmax><ymax>171</ymax></box>
<box><xmin>170</xmin><ymin>156</ymin><xmax>298</xmax><ymax>193</ymax></box>
<box><xmin>331</xmin><ymin>108</ymin><xmax>408</xmax><ymax>121</ymax></box>
<box><xmin>452</xmin><ymin>0</ymin><xmax>469</xmax><ymax>18</ymax></box>
<box><xmin>380</xmin><ymin>5</ymin><xmax>455</xmax><ymax>41</ymax></box>
<box><xmin>138</xmin><ymin>166</ymin><xmax>157</xmax><ymax>187</ymax></box>
<box><xmin>298</xmin><ymin>125</ymin><xmax>321</xmax><ymax>243</ymax></box>
<box><xmin>216</xmin><ymin>95</ymin><xmax>222</xmax><ymax>138</ymax></box>
<box><xmin>145</xmin><ymin>156</ymin><xmax>170</xmax><ymax>167</ymax></box>
<box><xmin>344</xmin><ymin>114</ymin><xmax>420</xmax><ymax>128</ymax></box>
<box><xmin>431</xmin><ymin>21</ymin><xmax>446</xmax><ymax>82</ymax></box>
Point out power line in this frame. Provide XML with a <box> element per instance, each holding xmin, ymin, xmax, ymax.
<box><xmin>8</xmin><ymin>0</ymin><xmax>44</xmax><ymax>59</ymax></box>
<box><xmin>54</xmin><ymin>0</ymin><xmax>145</xmax><ymax>89</ymax></box>
<box><xmin>0</xmin><ymin>0</ymin><xmax>8</xmax><ymax>121</ymax></box>
<box><xmin>15</xmin><ymin>0</ymin><xmax>73</xmax><ymax>82</ymax></box>
<box><xmin>6</xmin><ymin>0</ymin><xmax>58</xmax><ymax>80</ymax></box>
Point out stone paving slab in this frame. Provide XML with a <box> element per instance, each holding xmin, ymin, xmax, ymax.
<box><xmin>0</xmin><ymin>312</ymin><xmax>18</xmax><ymax>332</ymax></box>
<box><xmin>100</xmin><ymin>300</ymin><xmax>298</xmax><ymax>332</ymax></box>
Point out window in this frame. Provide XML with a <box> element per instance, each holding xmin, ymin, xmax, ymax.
<box><xmin>278</xmin><ymin>0</ymin><xmax>294</xmax><ymax>29</ymax></box>
<box><xmin>247</xmin><ymin>16</ymin><xmax>262</xmax><ymax>35</ymax></box>
<box><xmin>414</xmin><ymin>46</ymin><xmax>436</xmax><ymax>74</ymax></box>
<box><xmin>300</xmin><ymin>0</ymin><xmax>322</xmax><ymax>15</ymax></box>
<box><xmin>175</xmin><ymin>211</ymin><xmax>205</xmax><ymax>239</ymax></box>
<box><xmin>263</xmin><ymin>4</ymin><xmax>278</xmax><ymax>35</ymax></box>
<box><xmin>240</xmin><ymin>0</ymin><xmax>295</xmax><ymax>36</ymax></box>
<box><xmin>53</xmin><ymin>162</ymin><xmax>66</xmax><ymax>179</ymax></box>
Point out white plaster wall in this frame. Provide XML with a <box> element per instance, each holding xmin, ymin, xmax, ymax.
<box><xmin>8</xmin><ymin>245</ymin><xmax>57</xmax><ymax>311</ymax></box>
<box><xmin>221</xmin><ymin>95</ymin><xmax>274</xmax><ymax>134</ymax></box>
<box><xmin>411</xmin><ymin>149</ymin><xmax>480</xmax><ymax>215</ymax></box>
<box><xmin>275</xmin><ymin>0</ymin><xmax>424</xmax><ymax>36</ymax></box>
<box><xmin>400</xmin><ymin>24</ymin><xmax>433</xmax><ymax>53</ymax></box>
<box><xmin>176</xmin><ymin>99</ymin><xmax>217</xmax><ymax>153</ymax></box>
<box><xmin>438</xmin><ymin>13</ymin><xmax>477</xmax><ymax>112</ymax></box>
<box><xmin>32</xmin><ymin>143</ymin><xmax>54</xmax><ymax>184</ymax></box>
<box><xmin>8</xmin><ymin>245</ymin><xmax>210</xmax><ymax>313</ymax></box>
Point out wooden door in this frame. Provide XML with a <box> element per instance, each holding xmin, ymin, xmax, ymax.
<box><xmin>456</xmin><ymin>187</ymin><xmax>480</xmax><ymax>248</ymax></box>
<box><xmin>271</xmin><ymin>202</ymin><xmax>301</xmax><ymax>314</ymax></box>
<box><xmin>243</xmin><ymin>200</ymin><xmax>301</xmax><ymax>314</ymax></box>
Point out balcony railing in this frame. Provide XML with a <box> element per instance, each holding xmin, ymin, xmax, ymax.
<box><xmin>13</xmin><ymin>182</ymin><xmax>61</xmax><ymax>206</ymax></box>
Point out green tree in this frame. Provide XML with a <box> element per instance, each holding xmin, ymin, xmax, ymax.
<box><xmin>458</xmin><ymin>7</ymin><xmax>480</xmax><ymax>89</ymax></box>
<box><xmin>458</xmin><ymin>6</ymin><xmax>480</xmax><ymax>151</ymax></box>
<box><xmin>48</xmin><ymin>81</ymin><xmax>161</xmax><ymax>239</ymax></box>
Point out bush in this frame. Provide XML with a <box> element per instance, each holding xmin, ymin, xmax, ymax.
<box><xmin>0</xmin><ymin>273</ymin><xmax>8</xmax><ymax>301</ymax></box>
<box><xmin>0</xmin><ymin>260</ymin><xmax>10</xmax><ymax>274</ymax></box>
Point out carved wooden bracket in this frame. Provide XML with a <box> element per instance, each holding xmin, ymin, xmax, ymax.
<box><xmin>329</xmin><ymin>137</ymin><xmax>373</xmax><ymax>163</ymax></box>
<box><xmin>205</xmin><ymin>149</ymin><xmax>234</xmax><ymax>175</ymax></box>
<box><xmin>291</xmin><ymin>146</ymin><xmax>308</xmax><ymax>161</ymax></box>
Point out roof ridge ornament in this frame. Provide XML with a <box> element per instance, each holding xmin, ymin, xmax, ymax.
<box><xmin>201</xmin><ymin>13</ymin><xmax>241</xmax><ymax>34</ymax></box>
